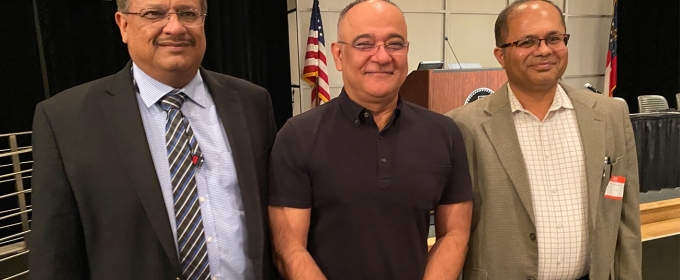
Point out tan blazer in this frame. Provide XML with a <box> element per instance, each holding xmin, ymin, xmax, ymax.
<box><xmin>446</xmin><ymin>83</ymin><xmax>641</xmax><ymax>280</ymax></box>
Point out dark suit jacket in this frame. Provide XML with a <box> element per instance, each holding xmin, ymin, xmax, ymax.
<box><xmin>28</xmin><ymin>62</ymin><xmax>279</xmax><ymax>280</ymax></box>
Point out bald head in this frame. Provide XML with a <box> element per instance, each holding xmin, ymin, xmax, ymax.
<box><xmin>494</xmin><ymin>0</ymin><xmax>564</xmax><ymax>47</ymax></box>
<box><xmin>337</xmin><ymin>0</ymin><xmax>404</xmax><ymax>41</ymax></box>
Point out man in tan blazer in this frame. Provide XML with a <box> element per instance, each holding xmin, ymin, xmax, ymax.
<box><xmin>446</xmin><ymin>0</ymin><xmax>641</xmax><ymax>279</ymax></box>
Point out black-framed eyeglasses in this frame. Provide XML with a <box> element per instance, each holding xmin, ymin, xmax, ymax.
<box><xmin>337</xmin><ymin>41</ymin><xmax>410</xmax><ymax>55</ymax></box>
<box><xmin>122</xmin><ymin>8</ymin><xmax>207</xmax><ymax>27</ymax></box>
<box><xmin>499</xmin><ymin>34</ymin><xmax>570</xmax><ymax>50</ymax></box>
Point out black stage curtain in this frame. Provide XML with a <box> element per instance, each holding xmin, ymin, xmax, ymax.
<box><xmin>202</xmin><ymin>0</ymin><xmax>293</xmax><ymax>129</ymax></box>
<box><xmin>0</xmin><ymin>0</ymin><xmax>47</xmax><ymax>134</ymax></box>
<box><xmin>0</xmin><ymin>0</ymin><xmax>292</xmax><ymax>134</ymax></box>
<box><xmin>35</xmin><ymin>1</ymin><xmax>130</xmax><ymax>96</ymax></box>
<box><xmin>618</xmin><ymin>0</ymin><xmax>680</xmax><ymax>113</ymax></box>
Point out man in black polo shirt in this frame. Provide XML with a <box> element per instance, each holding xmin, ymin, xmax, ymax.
<box><xmin>268</xmin><ymin>1</ymin><xmax>473</xmax><ymax>279</ymax></box>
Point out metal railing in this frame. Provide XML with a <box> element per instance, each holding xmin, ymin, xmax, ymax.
<box><xmin>0</xmin><ymin>132</ymin><xmax>32</xmax><ymax>280</ymax></box>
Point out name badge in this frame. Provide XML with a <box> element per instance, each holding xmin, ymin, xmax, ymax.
<box><xmin>604</xmin><ymin>176</ymin><xmax>626</xmax><ymax>200</ymax></box>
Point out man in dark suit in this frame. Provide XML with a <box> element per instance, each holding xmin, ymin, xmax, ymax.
<box><xmin>28</xmin><ymin>0</ymin><xmax>277</xmax><ymax>279</ymax></box>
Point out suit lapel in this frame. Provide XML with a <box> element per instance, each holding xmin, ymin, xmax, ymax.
<box><xmin>201</xmin><ymin>69</ymin><xmax>264</xmax><ymax>262</ymax></box>
<box><xmin>98</xmin><ymin>62</ymin><xmax>180</xmax><ymax>270</ymax></box>
<box><xmin>482</xmin><ymin>85</ymin><xmax>535</xmax><ymax>225</ymax></box>
<box><xmin>564</xmin><ymin>84</ymin><xmax>606</xmax><ymax>231</ymax></box>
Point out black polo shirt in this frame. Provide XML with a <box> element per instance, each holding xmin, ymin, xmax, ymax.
<box><xmin>269</xmin><ymin>90</ymin><xmax>472</xmax><ymax>280</ymax></box>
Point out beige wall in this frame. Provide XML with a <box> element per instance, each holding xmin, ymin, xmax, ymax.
<box><xmin>289</xmin><ymin>0</ymin><xmax>613</xmax><ymax>114</ymax></box>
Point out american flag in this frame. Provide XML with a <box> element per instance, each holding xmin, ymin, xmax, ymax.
<box><xmin>302</xmin><ymin>0</ymin><xmax>331</xmax><ymax>106</ymax></box>
<box><xmin>604</xmin><ymin>0</ymin><xmax>618</xmax><ymax>97</ymax></box>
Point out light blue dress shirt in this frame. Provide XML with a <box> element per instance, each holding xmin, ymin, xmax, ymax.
<box><xmin>133</xmin><ymin>63</ymin><xmax>252</xmax><ymax>280</ymax></box>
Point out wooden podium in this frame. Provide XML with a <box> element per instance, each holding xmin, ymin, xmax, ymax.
<box><xmin>399</xmin><ymin>68</ymin><xmax>508</xmax><ymax>114</ymax></box>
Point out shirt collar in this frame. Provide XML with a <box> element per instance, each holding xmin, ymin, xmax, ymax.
<box><xmin>338</xmin><ymin>88</ymin><xmax>403</xmax><ymax>127</ymax></box>
<box><xmin>132</xmin><ymin>63</ymin><xmax>207</xmax><ymax>109</ymax></box>
<box><xmin>508</xmin><ymin>83</ymin><xmax>573</xmax><ymax>113</ymax></box>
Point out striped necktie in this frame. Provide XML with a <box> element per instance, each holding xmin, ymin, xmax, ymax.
<box><xmin>159</xmin><ymin>90</ymin><xmax>210</xmax><ymax>280</ymax></box>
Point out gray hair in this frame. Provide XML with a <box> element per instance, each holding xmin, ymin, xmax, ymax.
<box><xmin>494</xmin><ymin>0</ymin><xmax>565</xmax><ymax>47</ymax></box>
<box><xmin>337</xmin><ymin>0</ymin><xmax>402</xmax><ymax>38</ymax></box>
<box><xmin>116</xmin><ymin>0</ymin><xmax>208</xmax><ymax>13</ymax></box>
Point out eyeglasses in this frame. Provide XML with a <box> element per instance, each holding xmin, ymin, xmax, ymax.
<box><xmin>122</xmin><ymin>8</ymin><xmax>207</xmax><ymax>27</ymax></box>
<box><xmin>338</xmin><ymin>41</ymin><xmax>409</xmax><ymax>55</ymax></box>
<box><xmin>499</xmin><ymin>34</ymin><xmax>570</xmax><ymax>50</ymax></box>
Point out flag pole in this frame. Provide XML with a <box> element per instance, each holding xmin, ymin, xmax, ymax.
<box><xmin>315</xmin><ymin>74</ymin><xmax>320</xmax><ymax>107</ymax></box>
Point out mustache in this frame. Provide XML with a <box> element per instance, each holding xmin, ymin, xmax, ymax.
<box><xmin>153</xmin><ymin>37</ymin><xmax>196</xmax><ymax>47</ymax></box>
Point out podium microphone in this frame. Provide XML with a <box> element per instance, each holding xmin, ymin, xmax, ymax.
<box><xmin>584</xmin><ymin>83</ymin><xmax>603</xmax><ymax>94</ymax></box>
<box><xmin>444</xmin><ymin>36</ymin><xmax>463</xmax><ymax>69</ymax></box>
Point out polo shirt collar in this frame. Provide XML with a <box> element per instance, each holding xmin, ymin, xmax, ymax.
<box><xmin>338</xmin><ymin>88</ymin><xmax>403</xmax><ymax>127</ymax></box>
